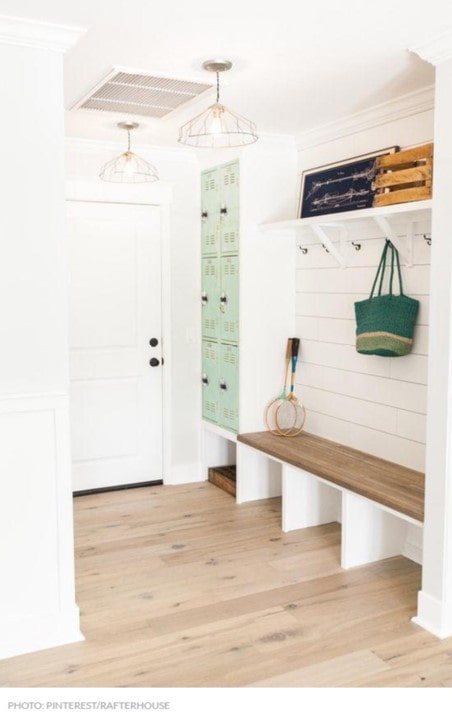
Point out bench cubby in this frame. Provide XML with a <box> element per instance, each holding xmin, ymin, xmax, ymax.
<box><xmin>237</xmin><ymin>431</ymin><xmax>424</xmax><ymax>569</ymax></box>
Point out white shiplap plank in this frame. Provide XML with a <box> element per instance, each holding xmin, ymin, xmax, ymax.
<box><xmin>300</xmin><ymin>364</ymin><xmax>427</xmax><ymax>414</ymax></box>
<box><xmin>390</xmin><ymin>354</ymin><xmax>429</xmax><ymax>384</ymax></box>
<box><xmin>396</xmin><ymin>409</ymin><xmax>427</xmax><ymax>444</ymax></box>
<box><xmin>296</xmin><ymin>291</ymin><xmax>430</xmax><ymax>325</ymax></box>
<box><xmin>297</xmin><ymin>384</ymin><xmax>398</xmax><ymax>435</ymax></box>
<box><xmin>304</xmin><ymin>410</ymin><xmax>425</xmax><ymax>472</ymax></box>
<box><xmin>297</xmin><ymin>264</ymin><xmax>430</xmax><ymax>295</ymax></box>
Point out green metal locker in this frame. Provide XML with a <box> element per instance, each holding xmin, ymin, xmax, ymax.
<box><xmin>201</xmin><ymin>257</ymin><xmax>220</xmax><ymax>339</ymax></box>
<box><xmin>202</xmin><ymin>340</ymin><xmax>220</xmax><ymax>423</ymax></box>
<box><xmin>219</xmin><ymin>343</ymin><xmax>239</xmax><ymax>431</ymax></box>
<box><xmin>220</xmin><ymin>255</ymin><xmax>239</xmax><ymax>343</ymax></box>
<box><xmin>201</xmin><ymin>160</ymin><xmax>240</xmax><ymax>432</ymax></box>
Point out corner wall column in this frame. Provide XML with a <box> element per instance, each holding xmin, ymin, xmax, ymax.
<box><xmin>410</xmin><ymin>30</ymin><xmax>452</xmax><ymax>637</ymax></box>
<box><xmin>0</xmin><ymin>16</ymin><xmax>85</xmax><ymax>659</ymax></box>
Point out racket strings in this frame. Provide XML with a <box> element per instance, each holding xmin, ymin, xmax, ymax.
<box><xmin>265</xmin><ymin>398</ymin><xmax>286</xmax><ymax>435</ymax></box>
<box><xmin>275</xmin><ymin>397</ymin><xmax>306</xmax><ymax>436</ymax></box>
<box><xmin>265</xmin><ymin>337</ymin><xmax>306</xmax><ymax>437</ymax></box>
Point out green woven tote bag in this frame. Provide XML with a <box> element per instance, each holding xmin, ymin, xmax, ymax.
<box><xmin>354</xmin><ymin>240</ymin><xmax>419</xmax><ymax>357</ymax></box>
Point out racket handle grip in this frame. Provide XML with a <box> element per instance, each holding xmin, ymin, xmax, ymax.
<box><xmin>291</xmin><ymin>337</ymin><xmax>300</xmax><ymax>358</ymax></box>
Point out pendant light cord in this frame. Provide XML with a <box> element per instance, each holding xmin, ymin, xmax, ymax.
<box><xmin>216</xmin><ymin>71</ymin><xmax>220</xmax><ymax>103</ymax></box>
<box><xmin>127</xmin><ymin>128</ymin><xmax>131</xmax><ymax>152</ymax></box>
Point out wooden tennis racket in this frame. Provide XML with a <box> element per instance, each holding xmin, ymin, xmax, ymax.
<box><xmin>265</xmin><ymin>338</ymin><xmax>292</xmax><ymax>435</ymax></box>
<box><xmin>275</xmin><ymin>337</ymin><xmax>306</xmax><ymax>436</ymax></box>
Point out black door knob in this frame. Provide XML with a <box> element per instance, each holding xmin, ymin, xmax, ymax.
<box><xmin>149</xmin><ymin>338</ymin><xmax>158</xmax><ymax>347</ymax></box>
<box><xmin>149</xmin><ymin>358</ymin><xmax>160</xmax><ymax>367</ymax></box>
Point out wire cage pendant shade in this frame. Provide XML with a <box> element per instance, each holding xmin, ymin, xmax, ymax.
<box><xmin>99</xmin><ymin>122</ymin><xmax>159</xmax><ymax>183</ymax></box>
<box><xmin>178</xmin><ymin>60</ymin><xmax>258</xmax><ymax>148</ymax></box>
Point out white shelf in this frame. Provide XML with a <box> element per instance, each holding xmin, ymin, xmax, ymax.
<box><xmin>259</xmin><ymin>199</ymin><xmax>432</xmax><ymax>267</ymax></box>
<box><xmin>259</xmin><ymin>199</ymin><xmax>432</xmax><ymax>233</ymax></box>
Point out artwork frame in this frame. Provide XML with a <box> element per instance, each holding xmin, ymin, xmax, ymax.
<box><xmin>298</xmin><ymin>146</ymin><xmax>400</xmax><ymax>219</ymax></box>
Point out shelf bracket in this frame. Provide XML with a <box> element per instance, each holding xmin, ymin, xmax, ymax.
<box><xmin>373</xmin><ymin>215</ymin><xmax>413</xmax><ymax>267</ymax></box>
<box><xmin>311</xmin><ymin>224</ymin><xmax>346</xmax><ymax>268</ymax></box>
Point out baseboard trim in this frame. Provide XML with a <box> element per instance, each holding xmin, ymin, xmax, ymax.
<box><xmin>164</xmin><ymin>462</ymin><xmax>204</xmax><ymax>485</ymax></box>
<box><xmin>403</xmin><ymin>540</ymin><xmax>423</xmax><ymax>565</ymax></box>
<box><xmin>413</xmin><ymin>590</ymin><xmax>452</xmax><ymax>638</ymax></box>
<box><xmin>0</xmin><ymin>605</ymin><xmax>84</xmax><ymax>661</ymax></box>
<box><xmin>73</xmin><ymin>479</ymin><xmax>163</xmax><ymax>497</ymax></box>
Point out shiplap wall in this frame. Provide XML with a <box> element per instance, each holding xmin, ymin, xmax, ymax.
<box><xmin>296</xmin><ymin>106</ymin><xmax>433</xmax><ymax>472</ymax></box>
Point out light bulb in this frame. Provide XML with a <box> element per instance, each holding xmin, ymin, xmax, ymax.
<box><xmin>123</xmin><ymin>152</ymin><xmax>135</xmax><ymax>176</ymax></box>
<box><xmin>208</xmin><ymin>105</ymin><xmax>224</xmax><ymax>135</ymax></box>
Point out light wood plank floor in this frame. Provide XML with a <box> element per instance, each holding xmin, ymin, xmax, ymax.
<box><xmin>0</xmin><ymin>482</ymin><xmax>450</xmax><ymax>688</ymax></box>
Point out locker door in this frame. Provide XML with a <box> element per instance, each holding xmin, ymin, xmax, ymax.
<box><xmin>220</xmin><ymin>160</ymin><xmax>240</xmax><ymax>255</ymax></box>
<box><xmin>220</xmin><ymin>255</ymin><xmax>239</xmax><ymax>343</ymax></box>
<box><xmin>202</xmin><ymin>211</ymin><xmax>220</xmax><ymax>256</ymax></box>
<box><xmin>202</xmin><ymin>257</ymin><xmax>220</xmax><ymax>339</ymax></box>
<box><xmin>201</xmin><ymin>167</ymin><xmax>220</xmax><ymax>215</ymax></box>
<box><xmin>202</xmin><ymin>340</ymin><xmax>219</xmax><ymax>423</ymax></box>
<box><xmin>219</xmin><ymin>161</ymin><xmax>239</xmax><ymax>211</ymax></box>
<box><xmin>220</xmin><ymin>205</ymin><xmax>239</xmax><ymax>255</ymax></box>
<box><xmin>201</xmin><ymin>167</ymin><xmax>220</xmax><ymax>256</ymax></box>
<box><xmin>219</xmin><ymin>343</ymin><xmax>239</xmax><ymax>431</ymax></box>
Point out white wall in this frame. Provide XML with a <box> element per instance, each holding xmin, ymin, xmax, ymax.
<box><xmin>65</xmin><ymin>140</ymin><xmax>202</xmax><ymax>484</ymax></box>
<box><xmin>296</xmin><ymin>103</ymin><xmax>434</xmax><ymax>472</ymax></box>
<box><xmin>0</xmin><ymin>20</ymin><xmax>84</xmax><ymax>660</ymax></box>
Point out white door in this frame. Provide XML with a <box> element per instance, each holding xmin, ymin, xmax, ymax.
<box><xmin>67</xmin><ymin>200</ymin><xmax>163</xmax><ymax>492</ymax></box>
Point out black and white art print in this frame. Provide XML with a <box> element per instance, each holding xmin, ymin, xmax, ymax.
<box><xmin>299</xmin><ymin>147</ymin><xmax>399</xmax><ymax>219</ymax></box>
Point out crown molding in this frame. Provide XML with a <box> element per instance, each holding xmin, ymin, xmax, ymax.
<box><xmin>296</xmin><ymin>85</ymin><xmax>434</xmax><ymax>151</ymax></box>
<box><xmin>410</xmin><ymin>28</ymin><xmax>452</xmax><ymax>66</ymax></box>
<box><xmin>256</xmin><ymin>132</ymin><xmax>297</xmax><ymax>146</ymax></box>
<box><xmin>0</xmin><ymin>15</ymin><xmax>85</xmax><ymax>52</ymax></box>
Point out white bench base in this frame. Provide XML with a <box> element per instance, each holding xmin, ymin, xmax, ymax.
<box><xmin>237</xmin><ymin>440</ymin><xmax>422</xmax><ymax>569</ymax></box>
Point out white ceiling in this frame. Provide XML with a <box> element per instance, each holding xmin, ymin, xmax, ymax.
<box><xmin>0</xmin><ymin>0</ymin><xmax>448</xmax><ymax>146</ymax></box>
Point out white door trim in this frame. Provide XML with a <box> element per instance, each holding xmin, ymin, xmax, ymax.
<box><xmin>65</xmin><ymin>176</ymin><xmax>173</xmax><ymax>485</ymax></box>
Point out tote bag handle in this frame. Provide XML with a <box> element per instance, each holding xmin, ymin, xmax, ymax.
<box><xmin>369</xmin><ymin>239</ymin><xmax>404</xmax><ymax>299</ymax></box>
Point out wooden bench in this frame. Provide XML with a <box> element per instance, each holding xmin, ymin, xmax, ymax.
<box><xmin>237</xmin><ymin>431</ymin><xmax>425</xmax><ymax>569</ymax></box>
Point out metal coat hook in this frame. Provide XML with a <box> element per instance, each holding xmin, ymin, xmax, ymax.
<box><xmin>424</xmin><ymin>233</ymin><xmax>432</xmax><ymax>246</ymax></box>
<box><xmin>298</xmin><ymin>245</ymin><xmax>308</xmax><ymax>254</ymax></box>
<box><xmin>351</xmin><ymin>242</ymin><xmax>361</xmax><ymax>252</ymax></box>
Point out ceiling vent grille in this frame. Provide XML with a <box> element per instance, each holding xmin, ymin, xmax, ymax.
<box><xmin>72</xmin><ymin>69</ymin><xmax>213</xmax><ymax>119</ymax></box>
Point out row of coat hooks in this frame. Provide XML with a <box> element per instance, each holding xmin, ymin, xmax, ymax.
<box><xmin>298</xmin><ymin>233</ymin><xmax>432</xmax><ymax>254</ymax></box>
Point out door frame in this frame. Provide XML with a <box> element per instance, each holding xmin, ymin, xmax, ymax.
<box><xmin>65</xmin><ymin>176</ymin><xmax>173</xmax><ymax>485</ymax></box>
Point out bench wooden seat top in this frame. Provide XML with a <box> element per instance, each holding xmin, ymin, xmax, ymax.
<box><xmin>237</xmin><ymin>431</ymin><xmax>425</xmax><ymax>523</ymax></box>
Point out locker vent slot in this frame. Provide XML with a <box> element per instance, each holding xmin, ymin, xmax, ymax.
<box><xmin>224</xmin><ymin>168</ymin><xmax>238</xmax><ymax>186</ymax></box>
<box><xmin>204</xmin><ymin>319</ymin><xmax>217</xmax><ymax>332</ymax></box>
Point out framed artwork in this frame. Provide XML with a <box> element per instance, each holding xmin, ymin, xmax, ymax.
<box><xmin>298</xmin><ymin>146</ymin><xmax>399</xmax><ymax>219</ymax></box>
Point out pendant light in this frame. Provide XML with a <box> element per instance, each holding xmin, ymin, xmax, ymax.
<box><xmin>178</xmin><ymin>60</ymin><xmax>258</xmax><ymax>148</ymax></box>
<box><xmin>99</xmin><ymin>121</ymin><xmax>159</xmax><ymax>183</ymax></box>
